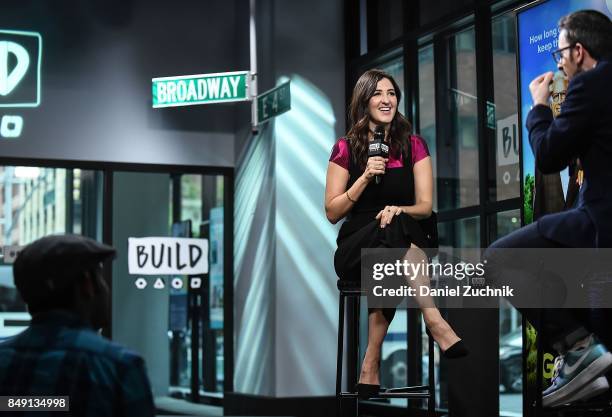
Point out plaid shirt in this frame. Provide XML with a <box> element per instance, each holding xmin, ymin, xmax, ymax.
<box><xmin>0</xmin><ymin>310</ymin><xmax>155</xmax><ymax>416</ymax></box>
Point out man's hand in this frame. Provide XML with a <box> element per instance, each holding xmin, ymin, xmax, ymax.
<box><xmin>529</xmin><ymin>72</ymin><xmax>554</xmax><ymax>106</ymax></box>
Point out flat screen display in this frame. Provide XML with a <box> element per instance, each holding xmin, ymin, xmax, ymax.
<box><xmin>517</xmin><ymin>0</ymin><xmax>612</xmax><ymax>223</ymax></box>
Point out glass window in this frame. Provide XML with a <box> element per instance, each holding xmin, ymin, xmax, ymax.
<box><xmin>418</xmin><ymin>44</ymin><xmax>437</xmax><ymax>210</ymax></box>
<box><xmin>0</xmin><ymin>165</ymin><xmax>103</xmax><ymax>340</ymax></box>
<box><xmin>438</xmin><ymin>27</ymin><xmax>480</xmax><ymax>211</ymax></box>
<box><xmin>499</xmin><ymin>302</ymin><xmax>522</xmax><ymax>414</ymax></box>
<box><xmin>367</xmin><ymin>0</ymin><xmax>404</xmax><ymax>49</ymax></box>
<box><xmin>491</xmin><ymin>13</ymin><xmax>520</xmax><ymax>202</ymax></box>
<box><xmin>439</xmin><ymin>216</ymin><xmax>480</xmax><ymax>250</ymax></box>
<box><xmin>423</xmin><ymin>216</ymin><xmax>479</xmax><ymax>411</ymax></box>
<box><xmin>382</xmin><ymin>310</ymin><xmax>409</xmax><ymax>408</ymax></box>
<box><xmin>419</xmin><ymin>0</ymin><xmax>474</xmax><ymax>27</ymax></box>
<box><xmin>489</xmin><ymin>209</ymin><xmax>522</xmax><ymax>415</ymax></box>
<box><xmin>72</xmin><ymin>170</ymin><xmax>82</xmax><ymax>235</ymax></box>
<box><xmin>421</xmin><ymin>315</ymin><xmax>442</xmax><ymax>408</ymax></box>
<box><xmin>202</xmin><ymin>175</ymin><xmax>225</xmax><ymax>394</ymax></box>
<box><xmin>181</xmin><ymin>175</ymin><xmax>203</xmax><ymax>237</ymax></box>
<box><xmin>112</xmin><ymin>171</ymin><xmax>226</xmax><ymax>399</ymax></box>
<box><xmin>489</xmin><ymin>209</ymin><xmax>520</xmax><ymax>245</ymax></box>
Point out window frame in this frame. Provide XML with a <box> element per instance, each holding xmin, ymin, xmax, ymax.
<box><xmin>0</xmin><ymin>156</ymin><xmax>234</xmax><ymax>406</ymax></box>
<box><xmin>346</xmin><ymin>1</ymin><xmax>534</xmax><ymax>416</ymax></box>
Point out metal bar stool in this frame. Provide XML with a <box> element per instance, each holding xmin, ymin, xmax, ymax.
<box><xmin>336</xmin><ymin>279</ymin><xmax>436</xmax><ymax>417</ymax></box>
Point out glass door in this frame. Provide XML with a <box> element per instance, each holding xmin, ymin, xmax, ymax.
<box><xmin>111</xmin><ymin>170</ymin><xmax>227</xmax><ymax>402</ymax></box>
<box><xmin>0</xmin><ymin>165</ymin><xmax>103</xmax><ymax>340</ymax></box>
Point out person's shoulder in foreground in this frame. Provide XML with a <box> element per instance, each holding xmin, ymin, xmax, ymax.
<box><xmin>0</xmin><ymin>234</ymin><xmax>155</xmax><ymax>417</ymax></box>
<box><xmin>0</xmin><ymin>311</ymin><xmax>155</xmax><ymax>416</ymax></box>
<box><xmin>0</xmin><ymin>309</ymin><xmax>144</xmax><ymax>364</ymax></box>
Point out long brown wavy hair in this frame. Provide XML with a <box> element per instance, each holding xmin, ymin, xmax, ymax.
<box><xmin>347</xmin><ymin>69</ymin><xmax>413</xmax><ymax>169</ymax></box>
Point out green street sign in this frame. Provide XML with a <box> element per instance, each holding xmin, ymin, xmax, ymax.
<box><xmin>257</xmin><ymin>81</ymin><xmax>291</xmax><ymax>124</ymax></box>
<box><xmin>152</xmin><ymin>71</ymin><xmax>249</xmax><ymax>108</ymax></box>
<box><xmin>487</xmin><ymin>101</ymin><xmax>496</xmax><ymax>130</ymax></box>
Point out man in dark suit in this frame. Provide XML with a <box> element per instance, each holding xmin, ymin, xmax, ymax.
<box><xmin>485</xmin><ymin>10</ymin><xmax>612</xmax><ymax>407</ymax></box>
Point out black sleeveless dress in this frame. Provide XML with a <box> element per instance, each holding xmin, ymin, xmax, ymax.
<box><xmin>333</xmin><ymin>137</ymin><xmax>428</xmax><ymax>324</ymax></box>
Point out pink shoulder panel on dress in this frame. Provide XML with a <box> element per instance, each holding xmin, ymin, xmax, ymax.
<box><xmin>329</xmin><ymin>138</ymin><xmax>350</xmax><ymax>170</ymax></box>
<box><xmin>329</xmin><ymin>136</ymin><xmax>430</xmax><ymax>169</ymax></box>
<box><xmin>411</xmin><ymin>135</ymin><xmax>430</xmax><ymax>165</ymax></box>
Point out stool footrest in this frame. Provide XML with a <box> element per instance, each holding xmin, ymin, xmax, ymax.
<box><xmin>386</xmin><ymin>385</ymin><xmax>429</xmax><ymax>393</ymax></box>
<box><xmin>339</xmin><ymin>391</ymin><xmax>430</xmax><ymax>399</ymax></box>
<box><xmin>377</xmin><ymin>392</ymin><xmax>431</xmax><ymax>399</ymax></box>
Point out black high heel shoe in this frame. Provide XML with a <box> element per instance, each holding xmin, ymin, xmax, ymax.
<box><xmin>356</xmin><ymin>383</ymin><xmax>380</xmax><ymax>399</ymax></box>
<box><xmin>426</xmin><ymin>328</ymin><xmax>469</xmax><ymax>359</ymax></box>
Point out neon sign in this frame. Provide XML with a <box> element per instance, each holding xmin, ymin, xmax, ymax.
<box><xmin>0</xmin><ymin>29</ymin><xmax>42</xmax><ymax>140</ymax></box>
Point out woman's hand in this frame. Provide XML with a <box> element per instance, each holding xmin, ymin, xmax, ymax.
<box><xmin>376</xmin><ymin>205</ymin><xmax>403</xmax><ymax>228</ymax></box>
<box><xmin>362</xmin><ymin>156</ymin><xmax>388</xmax><ymax>182</ymax></box>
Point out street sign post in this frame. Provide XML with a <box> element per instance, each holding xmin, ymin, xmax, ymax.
<box><xmin>152</xmin><ymin>71</ymin><xmax>249</xmax><ymax>108</ymax></box>
<box><xmin>257</xmin><ymin>81</ymin><xmax>291</xmax><ymax>125</ymax></box>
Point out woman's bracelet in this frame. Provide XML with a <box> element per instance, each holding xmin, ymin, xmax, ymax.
<box><xmin>346</xmin><ymin>190</ymin><xmax>357</xmax><ymax>203</ymax></box>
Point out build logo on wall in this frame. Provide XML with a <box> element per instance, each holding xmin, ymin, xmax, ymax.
<box><xmin>0</xmin><ymin>29</ymin><xmax>42</xmax><ymax>139</ymax></box>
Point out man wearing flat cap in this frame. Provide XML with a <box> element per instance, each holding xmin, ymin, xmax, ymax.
<box><xmin>0</xmin><ymin>234</ymin><xmax>155</xmax><ymax>417</ymax></box>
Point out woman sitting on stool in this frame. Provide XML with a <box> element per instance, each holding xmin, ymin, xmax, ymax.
<box><xmin>325</xmin><ymin>69</ymin><xmax>468</xmax><ymax>399</ymax></box>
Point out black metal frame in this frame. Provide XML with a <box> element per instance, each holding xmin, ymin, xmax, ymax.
<box><xmin>514</xmin><ymin>0</ymin><xmax>547</xmax><ymax>227</ymax></box>
<box><xmin>65</xmin><ymin>170</ymin><xmax>74</xmax><ymax>234</ymax></box>
<box><xmin>345</xmin><ymin>0</ymin><xmax>542</xmax><ymax>415</ymax></box>
<box><xmin>0</xmin><ymin>155</ymin><xmax>234</xmax><ymax>404</ymax></box>
<box><xmin>513</xmin><ymin>3</ymin><xmax>542</xmax><ymax>415</ymax></box>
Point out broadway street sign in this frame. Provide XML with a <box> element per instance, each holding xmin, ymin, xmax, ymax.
<box><xmin>152</xmin><ymin>70</ymin><xmax>249</xmax><ymax>108</ymax></box>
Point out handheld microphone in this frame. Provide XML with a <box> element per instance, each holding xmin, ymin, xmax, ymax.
<box><xmin>368</xmin><ymin>126</ymin><xmax>389</xmax><ymax>185</ymax></box>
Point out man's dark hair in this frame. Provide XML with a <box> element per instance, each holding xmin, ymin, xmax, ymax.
<box><xmin>559</xmin><ymin>10</ymin><xmax>612</xmax><ymax>60</ymax></box>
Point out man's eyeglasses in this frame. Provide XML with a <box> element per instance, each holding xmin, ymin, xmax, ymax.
<box><xmin>551</xmin><ymin>44</ymin><xmax>576</xmax><ymax>64</ymax></box>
